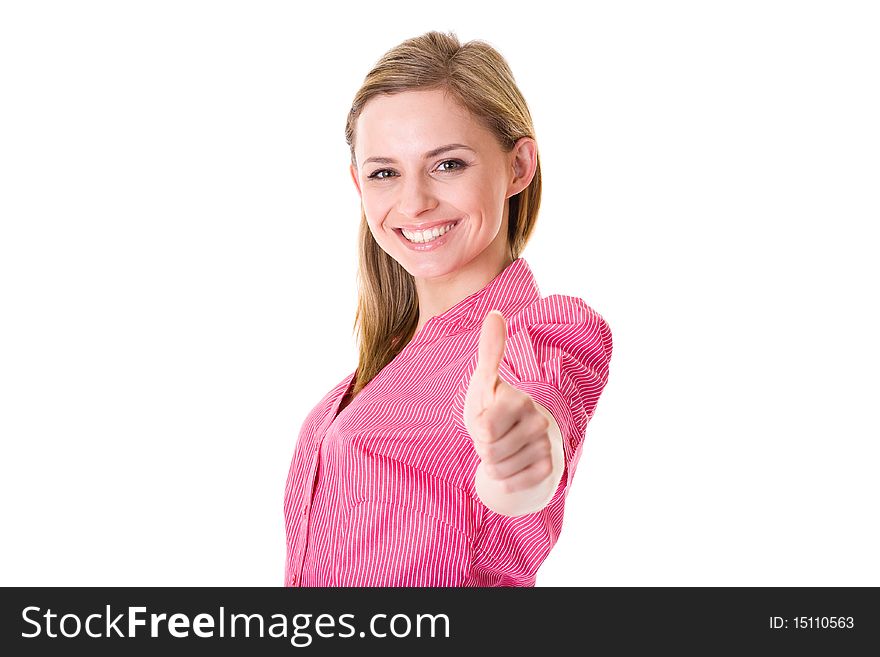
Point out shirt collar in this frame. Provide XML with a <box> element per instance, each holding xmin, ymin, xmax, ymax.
<box><xmin>412</xmin><ymin>257</ymin><xmax>541</xmax><ymax>345</ymax></box>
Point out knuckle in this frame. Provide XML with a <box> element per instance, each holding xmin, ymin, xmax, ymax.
<box><xmin>531</xmin><ymin>411</ymin><xmax>549</xmax><ymax>431</ymax></box>
<box><xmin>539</xmin><ymin>460</ymin><xmax>553</xmax><ymax>477</ymax></box>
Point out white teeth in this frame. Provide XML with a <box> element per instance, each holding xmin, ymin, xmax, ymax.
<box><xmin>402</xmin><ymin>222</ymin><xmax>456</xmax><ymax>243</ymax></box>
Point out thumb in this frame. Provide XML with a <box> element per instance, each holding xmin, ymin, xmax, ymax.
<box><xmin>474</xmin><ymin>310</ymin><xmax>507</xmax><ymax>411</ymax></box>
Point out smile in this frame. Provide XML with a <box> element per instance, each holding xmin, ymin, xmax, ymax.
<box><xmin>395</xmin><ymin>220</ymin><xmax>461</xmax><ymax>252</ymax></box>
<box><xmin>400</xmin><ymin>221</ymin><xmax>458</xmax><ymax>243</ymax></box>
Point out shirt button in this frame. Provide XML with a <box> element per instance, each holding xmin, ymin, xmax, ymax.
<box><xmin>301</xmin><ymin>503</ymin><xmax>308</xmax><ymax>516</ymax></box>
<box><xmin>291</xmin><ymin>574</ymin><xmax>297</xmax><ymax>585</ymax></box>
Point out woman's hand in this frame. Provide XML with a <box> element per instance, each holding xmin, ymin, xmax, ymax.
<box><xmin>463</xmin><ymin>310</ymin><xmax>565</xmax><ymax>517</ymax></box>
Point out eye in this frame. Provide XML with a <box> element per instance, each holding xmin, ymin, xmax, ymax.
<box><xmin>366</xmin><ymin>159</ymin><xmax>468</xmax><ymax>181</ymax></box>
<box><xmin>367</xmin><ymin>169</ymin><xmax>396</xmax><ymax>180</ymax></box>
<box><xmin>437</xmin><ymin>159</ymin><xmax>467</xmax><ymax>172</ymax></box>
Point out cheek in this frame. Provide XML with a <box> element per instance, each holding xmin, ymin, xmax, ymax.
<box><xmin>361</xmin><ymin>190</ymin><xmax>389</xmax><ymax>215</ymax></box>
<box><xmin>464</xmin><ymin>179</ymin><xmax>502</xmax><ymax>212</ymax></box>
<box><xmin>362</xmin><ymin>207</ymin><xmax>393</xmax><ymax>241</ymax></box>
<box><xmin>360</xmin><ymin>196</ymin><xmax>383</xmax><ymax>228</ymax></box>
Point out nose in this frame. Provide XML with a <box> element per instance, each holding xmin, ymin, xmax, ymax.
<box><xmin>396</xmin><ymin>173</ymin><xmax>437</xmax><ymax>218</ymax></box>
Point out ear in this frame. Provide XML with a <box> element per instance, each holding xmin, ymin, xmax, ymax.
<box><xmin>349</xmin><ymin>163</ymin><xmax>362</xmax><ymax>198</ymax></box>
<box><xmin>506</xmin><ymin>136</ymin><xmax>538</xmax><ymax>199</ymax></box>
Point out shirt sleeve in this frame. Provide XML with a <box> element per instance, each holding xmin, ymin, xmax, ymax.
<box><xmin>450</xmin><ymin>294</ymin><xmax>613</xmax><ymax>585</ymax></box>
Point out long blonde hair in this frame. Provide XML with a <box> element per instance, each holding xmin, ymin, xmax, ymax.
<box><xmin>343</xmin><ymin>30</ymin><xmax>542</xmax><ymax>398</ymax></box>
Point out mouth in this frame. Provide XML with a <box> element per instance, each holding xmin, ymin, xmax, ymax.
<box><xmin>395</xmin><ymin>220</ymin><xmax>460</xmax><ymax>244</ymax></box>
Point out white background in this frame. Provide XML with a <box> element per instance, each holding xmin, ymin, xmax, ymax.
<box><xmin>1</xmin><ymin>1</ymin><xmax>877</xmax><ymax>586</ymax></box>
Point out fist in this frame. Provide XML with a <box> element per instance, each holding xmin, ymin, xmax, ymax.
<box><xmin>463</xmin><ymin>310</ymin><xmax>559</xmax><ymax>513</ymax></box>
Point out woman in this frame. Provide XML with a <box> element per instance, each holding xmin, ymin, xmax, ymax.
<box><xmin>284</xmin><ymin>30</ymin><xmax>613</xmax><ymax>587</ymax></box>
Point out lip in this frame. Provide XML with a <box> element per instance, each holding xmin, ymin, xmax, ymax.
<box><xmin>396</xmin><ymin>219</ymin><xmax>461</xmax><ymax>252</ymax></box>
<box><xmin>395</xmin><ymin>219</ymin><xmax>459</xmax><ymax>232</ymax></box>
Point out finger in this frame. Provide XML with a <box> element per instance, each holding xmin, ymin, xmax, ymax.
<box><xmin>484</xmin><ymin>439</ymin><xmax>552</xmax><ymax>481</ymax></box>
<box><xmin>474</xmin><ymin>381</ymin><xmax>537</xmax><ymax>446</ymax></box>
<box><xmin>474</xmin><ymin>310</ymin><xmax>507</xmax><ymax>411</ymax></box>
<box><xmin>496</xmin><ymin>459</ymin><xmax>555</xmax><ymax>494</ymax></box>
<box><xmin>473</xmin><ymin>411</ymin><xmax>549</xmax><ymax>463</ymax></box>
<box><xmin>469</xmin><ymin>381</ymin><xmax>529</xmax><ymax>447</ymax></box>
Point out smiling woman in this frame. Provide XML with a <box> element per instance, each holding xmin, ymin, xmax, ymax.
<box><xmin>350</xmin><ymin>85</ymin><xmax>536</xmax><ymax>305</ymax></box>
<box><xmin>283</xmin><ymin>30</ymin><xmax>613</xmax><ymax>587</ymax></box>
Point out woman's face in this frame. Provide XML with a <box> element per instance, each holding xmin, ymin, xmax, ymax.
<box><xmin>350</xmin><ymin>88</ymin><xmax>535</xmax><ymax>281</ymax></box>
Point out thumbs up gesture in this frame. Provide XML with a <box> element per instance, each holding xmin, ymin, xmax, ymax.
<box><xmin>463</xmin><ymin>310</ymin><xmax>564</xmax><ymax>516</ymax></box>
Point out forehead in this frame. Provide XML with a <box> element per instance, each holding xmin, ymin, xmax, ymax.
<box><xmin>355</xmin><ymin>89</ymin><xmax>492</xmax><ymax>159</ymax></box>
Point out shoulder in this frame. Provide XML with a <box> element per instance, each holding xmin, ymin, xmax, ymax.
<box><xmin>508</xmin><ymin>294</ymin><xmax>612</xmax><ymax>358</ymax></box>
<box><xmin>515</xmin><ymin>294</ymin><xmax>605</xmax><ymax>323</ymax></box>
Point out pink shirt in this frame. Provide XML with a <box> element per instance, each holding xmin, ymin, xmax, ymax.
<box><xmin>284</xmin><ymin>257</ymin><xmax>613</xmax><ymax>587</ymax></box>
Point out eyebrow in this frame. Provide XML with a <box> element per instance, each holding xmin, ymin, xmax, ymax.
<box><xmin>362</xmin><ymin>143</ymin><xmax>475</xmax><ymax>167</ymax></box>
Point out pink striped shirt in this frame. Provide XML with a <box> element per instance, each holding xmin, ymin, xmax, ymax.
<box><xmin>284</xmin><ymin>257</ymin><xmax>612</xmax><ymax>586</ymax></box>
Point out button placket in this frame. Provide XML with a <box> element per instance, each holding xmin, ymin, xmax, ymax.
<box><xmin>290</xmin><ymin>460</ymin><xmax>316</xmax><ymax>588</ymax></box>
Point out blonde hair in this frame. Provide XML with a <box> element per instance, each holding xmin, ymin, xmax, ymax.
<box><xmin>343</xmin><ymin>30</ymin><xmax>542</xmax><ymax>398</ymax></box>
